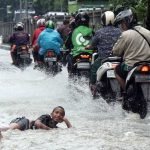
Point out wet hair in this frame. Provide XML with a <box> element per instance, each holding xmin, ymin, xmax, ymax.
<box><xmin>52</xmin><ymin>106</ymin><xmax>65</xmax><ymax>116</ymax></box>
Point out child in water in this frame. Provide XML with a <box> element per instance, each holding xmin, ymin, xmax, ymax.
<box><xmin>0</xmin><ymin>106</ymin><xmax>72</xmax><ymax>133</ymax></box>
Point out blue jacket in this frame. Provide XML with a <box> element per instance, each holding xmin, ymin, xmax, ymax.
<box><xmin>38</xmin><ymin>28</ymin><xmax>63</xmax><ymax>55</ymax></box>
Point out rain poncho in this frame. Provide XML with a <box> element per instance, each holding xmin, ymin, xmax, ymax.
<box><xmin>38</xmin><ymin>28</ymin><xmax>63</xmax><ymax>55</ymax></box>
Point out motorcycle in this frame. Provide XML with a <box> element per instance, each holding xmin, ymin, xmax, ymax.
<box><xmin>43</xmin><ymin>50</ymin><xmax>62</xmax><ymax>75</ymax></box>
<box><xmin>15</xmin><ymin>45</ymin><xmax>32</xmax><ymax>68</ymax></box>
<box><xmin>95</xmin><ymin>56</ymin><xmax>121</xmax><ymax>102</ymax></box>
<box><xmin>69</xmin><ymin>52</ymin><xmax>92</xmax><ymax>78</ymax></box>
<box><xmin>122</xmin><ymin>61</ymin><xmax>150</xmax><ymax>119</ymax></box>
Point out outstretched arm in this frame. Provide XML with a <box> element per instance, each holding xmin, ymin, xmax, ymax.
<box><xmin>63</xmin><ymin>117</ymin><xmax>72</xmax><ymax>128</ymax></box>
<box><xmin>0</xmin><ymin>127</ymin><xmax>10</xmax><ymax>132</ymax></box>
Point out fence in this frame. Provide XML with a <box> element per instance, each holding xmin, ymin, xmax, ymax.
<box><xmin>0</xmin><ymin>20</ymin><xmax>36</xmax><ymax>43</ymax></box>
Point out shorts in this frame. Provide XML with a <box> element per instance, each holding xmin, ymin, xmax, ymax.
<box><xmin>10</xmin><ymin>117</ymin><xmax>29</xmax><ymax>131</ymax></box>
<box><xmin>115</xmin><ymin>63</ymin><xmax>133</xmax><ymax>80</ymax></box>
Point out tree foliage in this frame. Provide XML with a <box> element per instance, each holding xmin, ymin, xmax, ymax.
<box><xmin>33</xmin><ymin>0</ymin><xmax>68</xmax><ymax>15</ymax></box>
<box><xmin>0</xmin><ymin>0</ymin><xmax>68</xmax><ymax>21</ymax></box>
<box><xmin>109</xmin><ymin>0</ymin><xmax>150</xmax><ymax>29</ymax></box>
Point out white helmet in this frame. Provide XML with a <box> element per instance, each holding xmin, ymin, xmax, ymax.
<box><xmin>16</xmin><ymin>22</ymin><xmax>24</xmax><ymax>31</ymax></box>
<box><xmin>37</xmin><ymin>18</ymin><xmax>46</xmax><ymax>27</ymax></box>
<box><xmin>101</xmin><ymin>11</ymin><xmax>115</xmax><ymax>26</ymax></box>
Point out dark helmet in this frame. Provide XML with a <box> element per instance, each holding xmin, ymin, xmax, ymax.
<box><xmin>75</xmin><ymin>12</ymin><xmax>90</xmax><ymax>27</ymax></box>
<box><xmin>114</xmin><ymin>9</ymin><xmax>137</xmax><ymax>28</ymax></box>
<box><xmin>15</xmin><ymin>22</ymin><xmax>24</xmax><ymax>31</ymax></box>
<box><xmin>45</xmin><ymin>20</ymin><xmax>55</xmax><ymax>29</ymax></box>
<box><xmin>101</xmin><ymin>11</ymin><xmax>115</xmax><ymax>26</ymax></box>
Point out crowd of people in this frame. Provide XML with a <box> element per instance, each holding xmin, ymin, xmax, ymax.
<box><xmin>1</xmin><ymin>7</ymin><xmax>150</xmax><ymax>138</ymax></box>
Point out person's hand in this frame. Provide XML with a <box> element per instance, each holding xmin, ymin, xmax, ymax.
<box><xmin>63</xmin><ymin>117</ymin><xmax>72</xmax><ymax>128</ymax></box>
<box><xmin>63</xmin><ymin>117</ymin><xmax>67</xmax><ymax>122</ymax></box>
<box><xmin>85</xmin><ymin>45</ymin><xmax>91</xmax><ymax>50</ymax></box>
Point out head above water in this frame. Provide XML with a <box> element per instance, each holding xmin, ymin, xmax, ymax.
<box><xmin>51</xmin><ymin>106</ymin><xmax>65</xmax><ymax>123</ymax></box>
<box><xmin>52</xmin><ymin>106</ymin><xmax>65</xmax><ymax>115</ymax></box>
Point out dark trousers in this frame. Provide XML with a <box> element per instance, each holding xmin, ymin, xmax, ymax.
<box><xmin>90</xmin><ymin>58</ymin><xmax>102</xmax><ymax>84</ymax></box>
<box><xmin>66</xmin><ymin>53</ymin><xmax>73</xmax><ymax>71</ymax></box>
<box><xmin>10</xmin><ymin>51</ymin><xmax>17</xmax><ymax>64</ymax></box>
<box><xmin>32</xmin><ymin>51</ymin><xmax>39</xmax><ymax>62</ymax></box>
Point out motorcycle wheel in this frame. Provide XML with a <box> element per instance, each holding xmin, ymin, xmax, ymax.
<box><xmin>123</xmin><ymin>85</ymin><xmax>147</xmax><ymax>119</ymax></box>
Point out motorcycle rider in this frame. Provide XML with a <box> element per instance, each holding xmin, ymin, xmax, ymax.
<box><xmin>9</xmin><ymin>22</ymin><xmax>30</xmax><ymax>65</ymax></box>
<box><xmin>64</xmin><ymin>14</ymin><xmax>76</xmax><ymax>53</ymax></box>
<box><xmin>37</xmin><ymin>20</ymin><xmax>63</xmax><ymax>63</ymax></box>
<box><xmin>113</xmin><ymin>9</ymin><xmax>150</xmax><ymax>91</ymax></box>
<box><xmin>66</xmin><ymin>12</ymin><xmax>94</xmax><ymax>74</ymax></box>
<box><xmin>32</xmin><ymin>18</ymin><xmax>46</xmax><ymax>63</ymax></box>
<box><xmin>57</xmin><ymin>19</ymin><xmax>71</xmax><ymax>42</ymax></box>
<box><xmin>86</xmin><ymin>11</ymin><xmax>121</xmax><ymax>95</ymax></box>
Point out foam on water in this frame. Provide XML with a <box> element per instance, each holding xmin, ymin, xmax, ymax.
<box><xmin>0</xmin><ymin>49</ymin><xmax>150</xmax><ymax>150</ymax></box>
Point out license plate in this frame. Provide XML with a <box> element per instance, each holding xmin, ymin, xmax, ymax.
<box><xmin>20</xmin><ymin>53</ymin><xmax>30</xmax><ymax>59</ymax></box>
<box><xmin>44</xmin><ymin>57</ymin><xmax>57</xmax><ymax>62</ymax></box>
<box><xmin>77</xmin><ymin>62</ymin><xmax>90</xmax><ymax>69</ymax></box>
<box><xmin>135</xmin><ymin>74</ymin><xmax>150</xmax><ymax>82</ymax></box>
<box><xmin>107</xmin><ymin>70</ymin><xmax>116</xmax><ymax>78</ymax></box>
<box><xmin>48</xmin><ymin>62</ymin><xmax>53</xmax><ymax>66</ymax></box>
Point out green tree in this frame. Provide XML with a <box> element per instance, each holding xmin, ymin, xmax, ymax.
<box><xmin>33</xmin><ymin>0</ymin><xmax>54</xmax><ymax>15</ymax></box>
<box><xmin>146</xmin><ymin>0</ymin><xmax>150</xmax><ymax>29</ymax></box>
<box><xmin>109</xmin><ymin>0</ymin><xmax>150</xmax><ymax>29</ymax></box>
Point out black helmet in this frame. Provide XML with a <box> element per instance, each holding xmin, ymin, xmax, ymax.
<box><xmin>75</xmin><ymin>12</ymin><xmax>90</xmax><ymax>27</ymax></box>
<box><xmin>114</xmin><ymin>9</ymin><xmax>137</xmax><ymax>28</ymax></box>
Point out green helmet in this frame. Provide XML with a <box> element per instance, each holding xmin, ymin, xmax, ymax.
<box><xmin>45</xmin><ymin>20</ymin><xmax>55</xmax><ymax>29</ymax></box>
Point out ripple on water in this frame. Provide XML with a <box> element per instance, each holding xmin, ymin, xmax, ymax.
<box><xmin>0</xmin><ymin>49</ymin><xmax>150</xmax><ymax>150</ymax></box>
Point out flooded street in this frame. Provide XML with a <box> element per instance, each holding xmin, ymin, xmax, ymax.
<box><xmin>0</xmin><ymin>49</ymin><xmax>150</xmax><ymax>150</ymax></box>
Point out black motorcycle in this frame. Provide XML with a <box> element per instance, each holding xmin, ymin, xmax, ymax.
<box><xmin>69</xmin><ymin>52</ymin><xmax>92</xmax><ymax>78</ymax></box>
<box><xmin>43</xmin><ymin>50</ymin><xmax>62</xmax><ymax>75</ymax></box>
<box><xmin>122</xmin><ymin>61</ymin><xmax>150</xmax><ymax>119</ymax></box>
<box><xmin>15</xmin><ymin>45</ymin><xmax>32</xmax><ymax>68</ymax></box>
